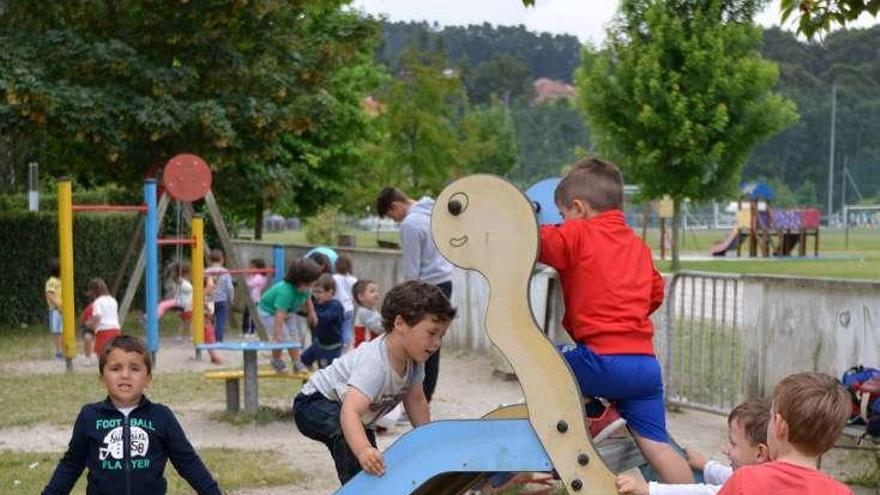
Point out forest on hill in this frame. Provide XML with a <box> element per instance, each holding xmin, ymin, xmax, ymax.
<box><xmin>379</xmin><ymin>21</ymin><xmax>880</xmax><ymax>208</ymax></box>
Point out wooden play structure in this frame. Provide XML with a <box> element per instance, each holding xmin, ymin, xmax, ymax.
<box><xmin>337</xmin><ymin>175</ymin><xmax>629</xmax><ymax>494</ymax></box>
<box><xmin>710</xmin><ymin>182</ymin><xmax>821</xmax><ymax>258</ymax></box>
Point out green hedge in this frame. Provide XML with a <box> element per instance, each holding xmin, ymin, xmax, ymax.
<box><xmin>0</xmin><ymin>211</ymin><xmax>140</xmax><ymax>328</ymax></box>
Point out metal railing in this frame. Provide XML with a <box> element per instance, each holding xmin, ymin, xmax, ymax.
<box><xmin>662</xmin><ymin>272</ymin><xmax>744</xmax><ymax>415</ymax></box>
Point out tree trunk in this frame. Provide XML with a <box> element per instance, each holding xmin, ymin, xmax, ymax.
<box><xmin>253</xmin><ymin>198</ymin><xmax>263</xmax><ymax>241</ymax></box>
<box><xmin>671</xmin><ymin>198</ymin><xmax>681</xmax><ymax>272</ymax></box>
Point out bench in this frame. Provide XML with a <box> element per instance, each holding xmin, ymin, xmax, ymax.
<box><xmin>203</xmin><ymin>368</ymin><xmax>310</xmax><ymax>413</ymax></box>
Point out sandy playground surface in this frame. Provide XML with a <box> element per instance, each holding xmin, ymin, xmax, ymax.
<box><xmin>0</xmin><ymin>338</ymin><xmax>874</xmax><ymax>494</ymax></box>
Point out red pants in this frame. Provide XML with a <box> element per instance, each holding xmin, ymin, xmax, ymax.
<box><xmin>353</xmin><ymin>326</ymin><xmax>382</xmax><ymax>348</ymax></box>
<box><xmin>94</xmin><ymin>329</ymin><xmax>121</xmax><ymax>354</ymax></box>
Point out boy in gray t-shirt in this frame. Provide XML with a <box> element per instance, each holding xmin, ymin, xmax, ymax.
<box><xmin>293</xmin><ymin>281</ymin><xmax>456</xmax><ymax>485</ymax></box>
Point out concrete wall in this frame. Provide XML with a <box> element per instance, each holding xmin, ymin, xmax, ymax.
<box><xmin>232</xmin><ymin>241</ymin><xmax>880</xmax><ymax>403</ymax></box>
<box><xmin>741</xmin><ymin>276</ymin><xmax>880</xmax><ymax>397</ymax></box>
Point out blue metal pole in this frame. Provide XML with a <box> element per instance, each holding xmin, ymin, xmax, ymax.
<box><xmin>273</xmin><ymin>244</ymin><xmax>284</xmax><ymax>284</ymax></box>
<box><xmin>144</xmin><ymin>180</ymin><xmax>159</xmax><ymax>357</ymax></box>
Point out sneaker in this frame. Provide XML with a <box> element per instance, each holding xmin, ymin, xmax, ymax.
<box><xmin>55</xmin><ymin>351</ymin><xmax>63</xmax><ymax>360</ymax></box>
<box><xmin>292</xmin><ymin>360</ymin><xmax>308</xmax><ymax>374</ymax></box>
<box><xmin>588</xmin><ymin>404</ymin><xmax>627</xmax><ymax>443</ymax></box>
<box><xmin>271</xmin><ymin>358</ymin><xmax>287</xmax><ymax>373</ymax></box>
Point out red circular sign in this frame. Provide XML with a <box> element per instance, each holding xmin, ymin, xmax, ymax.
<box><xmin>163</xmin><ymin>154</ymin><xmax>212</xmax><ymax>202</ymax></box>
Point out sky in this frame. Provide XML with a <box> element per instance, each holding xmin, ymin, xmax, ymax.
<box><xmin>349</xmin><ymin>0</ymin><xmax>879</xmax><ymax>44</ymax></box>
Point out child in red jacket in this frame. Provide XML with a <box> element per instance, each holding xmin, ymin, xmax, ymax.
<box><xmin>539</xmin><ymin>157</ymin><xmax>692</xmax><ymax>483</ymax></box>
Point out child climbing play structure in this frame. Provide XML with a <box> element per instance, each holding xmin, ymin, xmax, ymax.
<box><xmin>336</xmin><ymin>175</ymin><xmax>621</xmax><ymax>494</ymax></box>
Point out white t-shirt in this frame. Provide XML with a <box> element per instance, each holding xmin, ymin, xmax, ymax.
<box><xmin>332</xmin><ymin>274</ymin><xmax>357</xmax><ymax>312</ymax></box>
<box><xmin>174</xmin><ymin>279</ymin><xmax>193</xmax><ymax>312</ymax></box>
<box><xmin>353</xmin><ymin>306</ymin><xmax>384</xmax><ymax>336</ymax></box>
<box><xmin>649</xmin><ymin>460</ymin><xmax>732</xmax><ymax>495</ymax></box>
<box><xmin>92</xmin><ymin>295</ymin><xmax>120</xmax><ymax>331</ymax></box>
<box><xmin>301</xmin><ymin>335</ymin><xmax>424</xmax><ymax>427</ymax></box>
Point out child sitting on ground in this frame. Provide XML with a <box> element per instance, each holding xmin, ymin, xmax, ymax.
<box><xmin>301</xmin><ymin>274</ymin><xmax>345</xmax><ymax>369</ymax></box>
<box><xmin>616</xmin><ymin>397</ymin><xmax>771</xmax><ymax>494</ymax></box>
<box><xmin>332</xmin><ymin>255</ymin><xmax>357</xmax><ymax>351</ymax></box>
<box><xmin>86</xmin><ymin>278</ymin><xmax>121</xmax><ymax>355</ymax></box>
<box><xmin>352</xmin><ymin>279</ymin><xmax>383</xmax><ymax>348</ymax></box>
<box><xmin>258</xmin><ymin>258</ymin><xmax>323</xmax><ymax>373</ymax></box>
<box><xmin>293</xmin><ymin>280</ymin><xmax>456</xmax><ymax>485</ymax></box>
<box><xmin>538</xmin><ymin>158</ymin><xmax>691</xmax><ymax>482</ymax></box>
<box><xmin>717</xmin><ymin>372</ymin><xmax>853</xmax><ymax>495</ymax></box>
<box><xmin>42</xmin><ymin>335</ymin><xmax>221</xmax><ymax>495</ymax></box>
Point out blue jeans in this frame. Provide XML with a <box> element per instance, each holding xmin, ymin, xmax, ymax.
<box><xmin>213</xmin><ymin>301</ymin><xmax>229</xmax><ymax>342</ymax></box>
<box><xmin>301</xmin><ymin>344</ymin><xmax>341</xmax><ymax>369</ymax></box>
<box><xmin>341</xmin><ymin>310</ymin><xmax>354</xmax><ymax>346</ymax></box>
<box><xmin>293</xmin><ymin>392</ymin><xmax>377</xmax><ymax>484</ymax></box>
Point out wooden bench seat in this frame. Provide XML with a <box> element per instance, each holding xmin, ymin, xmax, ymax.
<box><xmin>203</xmin><ymin>368</ymin><xmax>311</xmax><ymax>412</ymax></box>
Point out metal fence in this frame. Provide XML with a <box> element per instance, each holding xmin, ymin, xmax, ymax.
<box><xmin>661</xmin><ymin>272</ymin><xmax>744</xmax><ymax>415</ymax></box>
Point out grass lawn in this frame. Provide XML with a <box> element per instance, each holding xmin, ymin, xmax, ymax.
<box><xmin>0</xmin><ymin>319</ymin><xmax>307</xmax><ymax>493</ymax></box>
<box><xmin>0</xmin><ymin>447</ymin><xmax>304</xmax><ymax>494</ymax></box>
<box><xmin>255</xmin><ymin>226</ymin><xmax>880</xmax><ymax>279</ymax></box>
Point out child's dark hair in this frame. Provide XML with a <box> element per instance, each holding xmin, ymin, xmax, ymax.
<box><xmin>728</xmin><ymin>397</ymin><xmax>771</xmax><ymax>446</ymax></box>
<box><xmin>315</xmin><ymin>273</ymin><xmax>336</xmax><ymax>293</ymax></box>
<box><xmin>555</xmin><ymin>157</ymin><xmax>623</xmax><ymax>212</ymax></box>
<box><xmin>87</xmin><ymin>277</ymin><xmax>110</xmax><ymax>297</ymax></box>
<box><xmin>250</xmin><ymin>258</ymin><xmax>266</xmax><ymax>269</ymax></box>
<box><xmin>772</xmin><ymin>372</ymin><xmax>850</xmax><ymax>457</ymax></box>
<box><xmin>286</xmin><ymin>258</ymin><xmax>323</xmax><ymax>286</ymax></box>
<box><xmin>376</xmin><ymin>187</ymin><xmax>409</xmax><ymax>217</ymax></box>
<box><xmin>48</xmin><ymin>258</ymin><xmax>60</xmax><ymax>277</ymax></box>
<box><xmin>209</xmin><ymin>249</ymin><xmax>225</xmax><ymax>263</ymax></box>
<box><xmin>307</xmin><ymin>252</ymin><xmax>332</xmax><ymax>274</ymax></box>
<box><xmin>335</xmin><ymin>255</ymin><xmax>353</xmax><ymax>275</ymax></box>
<box><xmin>99</xmin><ymin>335</ymin><xmax>152</xmax><ymax>375</ymax></box>
<box><xmin>380</xmin><ymin>281</ymin><xmax>456</xmax><ymax>332</ymax></box>
<box><xmin>353</xmin><ymin>279</ymin><xmax>376</xmax><ymax>306</ymax></box>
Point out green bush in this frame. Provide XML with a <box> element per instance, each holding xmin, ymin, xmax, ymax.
<box><xmin>0</xmin><ymin>211</ymin><xmax>139</xmax><ymax>327</ymax></box>
<box><xmin>304</xmin><ymin>205</ymin><xmax>342</xmax><ymax>246</ymax></box>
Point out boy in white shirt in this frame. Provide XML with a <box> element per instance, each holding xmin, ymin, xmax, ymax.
<box><xmin>617</xmin><ymin>397</ymin><xmax>771</xmax><ymax>494</ymax></box>
<box><xmin>293</xmin><ymin>280</ymin><xmax>456</xmax><ymax>485</ymax></box>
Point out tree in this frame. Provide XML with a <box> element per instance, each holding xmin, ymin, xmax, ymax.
<box><xmin>465</xmin><ymin>54</ymin><xmax>533</xmax><ymax>105</ymax></box>
<box><xmin>781</xmin><ymin>0</ymin><xmax>880</xmax><ymax>37</ymax></box>
<box><xmin>576</xmin><ymin>0</ymin><xmax>797</xmax><ymax>270</ymax></box>
<box><xmin>0</xmin><ymin>1</ymin><xmax>382</xmax><ymax>233</ymax></box>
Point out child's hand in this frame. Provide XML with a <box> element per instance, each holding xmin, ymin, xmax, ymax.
<box><xmin>616</xmin><ymin>474</ymin><xmax>648</xmax><ymax>495</ymax></box>
<box><xmin>356</xmin><ymin>446</ymin><xmax>385</xmax><ymax>476</ymax></box>
<box><xmin>684</xmin><ymin>445</ymin><xmax>706</xmax><ymax>471</ymax></box>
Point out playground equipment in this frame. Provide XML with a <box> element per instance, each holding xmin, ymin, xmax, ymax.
<box><xmin>337</xmin><ymin>175</ymin><xmax>619</xmax><ymax>494</ymax></box>
<box><xmin>59</xmin><ymin>154</ymin><xmax>286</xmax><ymax>366</ymax></box>
<box><xmin>709</xmin><ymin>181</ymin><xmax>821</xmax><ymax>257</ymax></box>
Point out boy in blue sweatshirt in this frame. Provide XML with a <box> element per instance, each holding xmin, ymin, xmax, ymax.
<box><xmin>301</xmin><ymin>273</ymin><xmax>345</xmax><ymax>369</ymax></box>
<box><xmin>43</xmin><ymin>335</ymin><xmax>220</xmax><ymax>495</ymax></box>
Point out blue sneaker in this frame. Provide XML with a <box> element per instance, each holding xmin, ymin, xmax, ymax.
<box><xmin>271</xmin><ymin>358</ymin><xmax>287</xmax><ymax>373</ymax></box>
<box><xmin>55</xmin><ymin>351</ymin><xmax>63</xmax><ymax>360</ymax></box>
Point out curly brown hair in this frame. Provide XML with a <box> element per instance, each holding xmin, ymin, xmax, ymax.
<box><xmin>380</xmin><ymin>281</ymin><xmax>456</xmax><ymax>332</ymax></box>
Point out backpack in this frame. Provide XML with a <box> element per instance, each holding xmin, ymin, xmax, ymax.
<box><xmin>841</xmin><ymin>366</ymin><xmax>880</xmax><ymax>438</ymax></box>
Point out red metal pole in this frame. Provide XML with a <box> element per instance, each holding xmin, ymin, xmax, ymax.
<box><xmin>72</xmin><ymin>204</ymin><xmax>148</xmax><ymax>213</ymax></box>
<box><xmin>157</xmin><ymin>237</ymin><xmax>197</xmax><ymax>246</ymax></box>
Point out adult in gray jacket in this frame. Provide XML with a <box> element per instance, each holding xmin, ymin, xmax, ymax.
<box><xmin>377</xmin><ymin>186</ymin><xmax>453</xmax><ymax>402</ymax></box>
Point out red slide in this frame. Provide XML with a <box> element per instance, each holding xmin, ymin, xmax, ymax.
<box><xmin>710</xmin><ymin>227</ymin><xmax>740</xmax><ymax>256</ymax></box>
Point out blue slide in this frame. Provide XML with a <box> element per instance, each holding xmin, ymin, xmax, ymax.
<box><xmin>335</xmin><ymin>419</ymin><xmax>552</xmax><ymax>494</ymax></box>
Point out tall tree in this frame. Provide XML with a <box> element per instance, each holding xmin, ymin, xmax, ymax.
<box><xmin>0</xmin><ymin>1</ymin><xmax>381</xmax><ymax>231</ymax></box>
<box><xmin>781</xmin><ymin>0</ymin><xmax>879</xmax><ymax>37</ymax></box>
<box><xmin>576</xmin><ymin>0</ymin><xmax>797</xmax><ymax>269</ymax></box>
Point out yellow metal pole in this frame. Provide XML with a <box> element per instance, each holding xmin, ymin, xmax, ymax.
<box><xmin>57</xmin><ymin>179</ymin><xmax>76</xmax><ymax>369</ymax></box>
<box><xmin>191</xmin><ymin>215</ymin><xmax>204</xmax><ymax>347</ymax></box>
